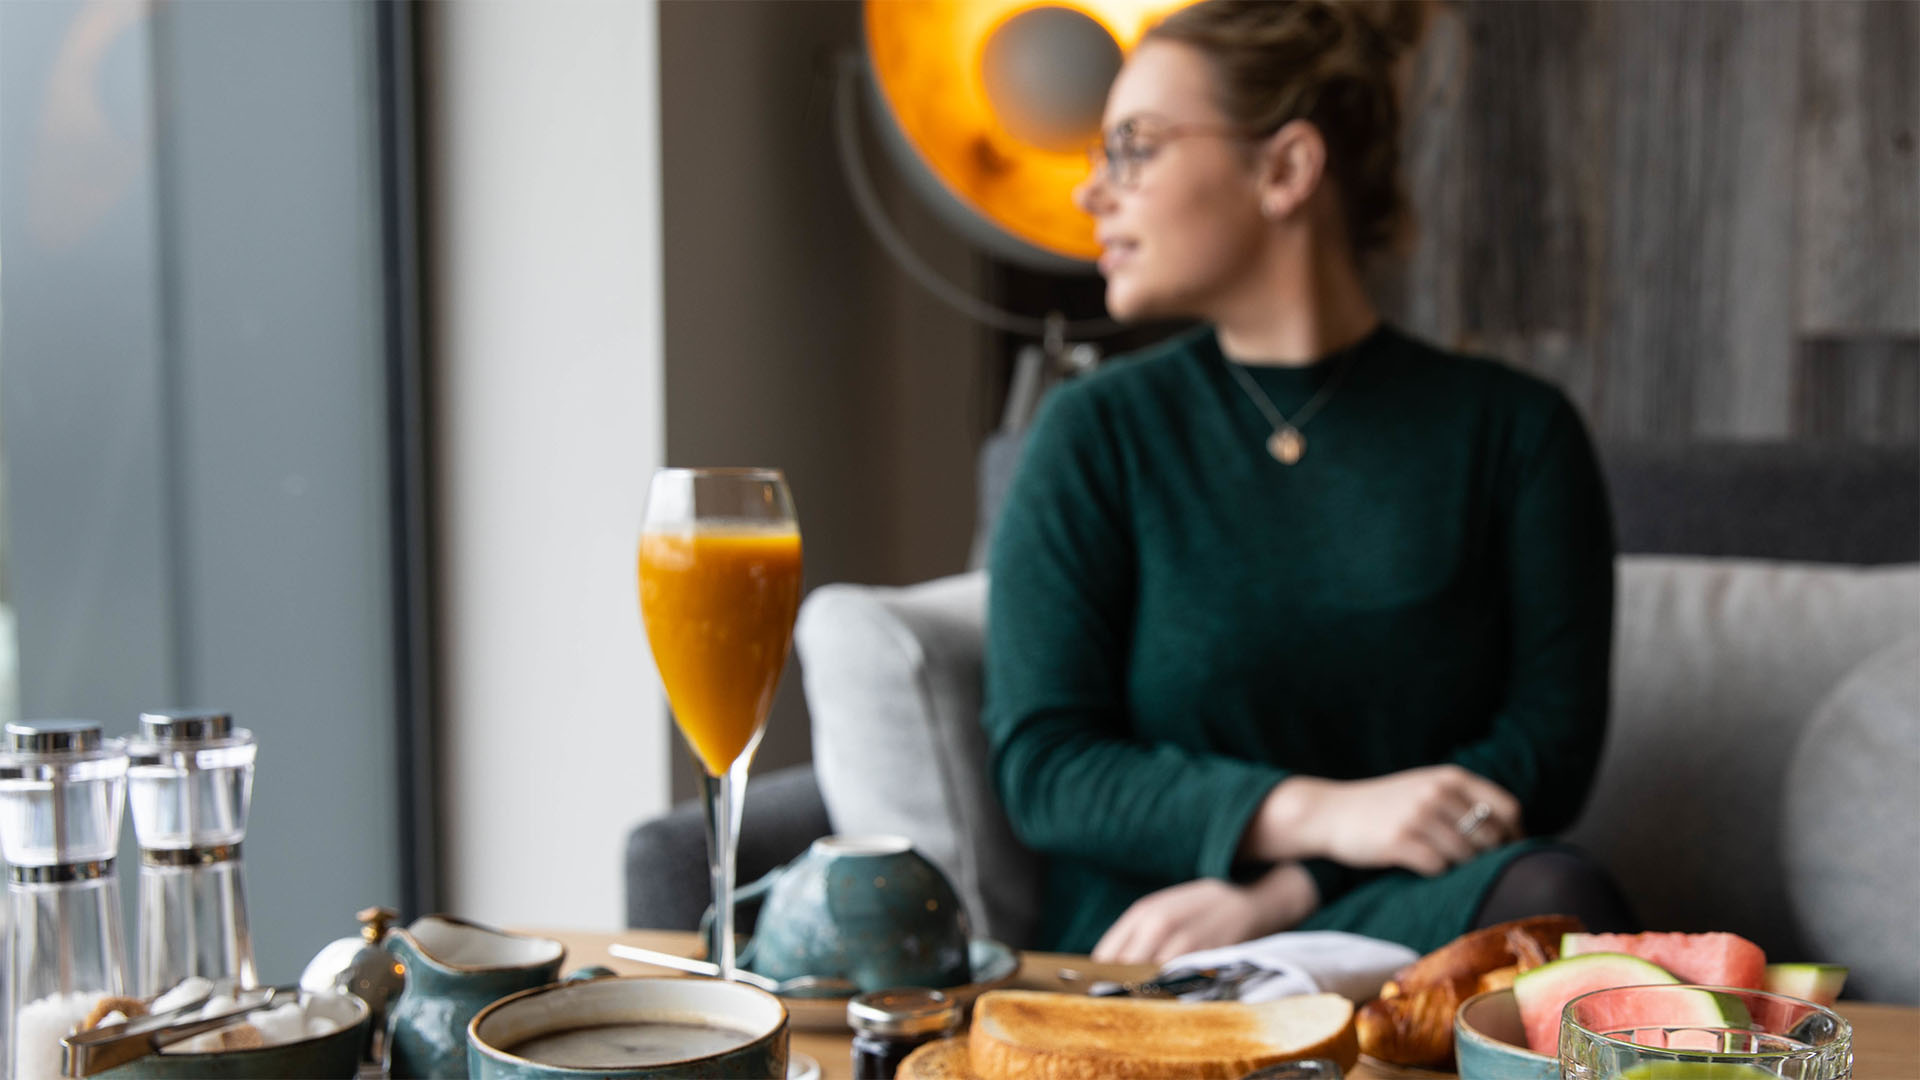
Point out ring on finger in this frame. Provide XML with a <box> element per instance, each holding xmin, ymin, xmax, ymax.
<box><xmin>1455</xmin><ymin>800</ymin><xmax>1493</xmax><ymax>838</ymax></box>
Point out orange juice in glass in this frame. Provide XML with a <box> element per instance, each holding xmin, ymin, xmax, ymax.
<box><xmin>637</xmin><ymin>468</ymin><xmax>801</xmax><ymax>981</ymax></box>
<box><xmin>638</xmin><ymin>526</ymin><xmax>802</xmax><ymax>775</ymax></box>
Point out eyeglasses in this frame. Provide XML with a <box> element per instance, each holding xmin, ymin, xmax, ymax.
<box><xmin>1085</xmin><ymin>119</ymin><xmax>1250</xmax><ymax>191</ymax></box>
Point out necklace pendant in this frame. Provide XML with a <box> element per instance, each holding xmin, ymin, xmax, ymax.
<box><xmin>1268</xmin><ymin>427</ymin><xmax>1305</xmax><ymax>465</ymax></box>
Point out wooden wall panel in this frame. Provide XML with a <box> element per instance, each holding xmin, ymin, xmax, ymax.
<box><xmin>1600</xmin><ymin>1</ymin><xmax>1799</xmax><ymax>440</ymax></box>
<box><xmin>1457</xmin><ymin>0</ymin><xmax>1611</xmax><ymax>408</ymax></box>
<box><xmin>1380</xmin><ymin>0</ymin><xmax>1917</xmax><ymax>445</ymax></box>
<box><xmin>1795</xmin><ymin>338</ymin><xmax>1920</xmax><ymax>443</ymax></box>
<box><xmin>1797</xmin><ymin>0</ymin><xmax>1920</xmax><ymax>337</ymax></box>
<box><xmin>1376</xmin><ymin>0</ymin><xmax>1469</xmax><ymax>350</ymax></box>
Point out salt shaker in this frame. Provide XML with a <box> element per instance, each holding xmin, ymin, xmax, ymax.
<box><xmin>125</xmin><ymin>709</ymin><xmax>258</xmax><ymax>996</ymax></box>
<box><xmin>0</xmin><ymin>720</ymin><xmax>131</xmax><ymax>1080</ymax></box>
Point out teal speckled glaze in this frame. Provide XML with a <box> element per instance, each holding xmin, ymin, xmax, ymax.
<box><xmin>99</xmin><ymin>993</ymin><xmax>370</xmax><ymax>1080</ymax></box>
<box><xmin>736</xmin><ymin>836</ymin><xmax>970</xmax><ymax>993</ymax></box>
<box><xmin>467</xmin><ymin>976</ymin><xmax>788</xmax><ymax>1080</ymax></box>
<box><xmin>386</xmin><ymin>917</ymin><xmax>566</xmax><ymax>1080</ymax></box>
<box><xmin>1455</xmin><ymin>988</ymin><xmax>1560</xmax><ymax>1080</ymax></box>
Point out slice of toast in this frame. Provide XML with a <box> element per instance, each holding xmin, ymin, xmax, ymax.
<box><xmin>967</xmin><ymin>990</ymin><xmax>1358</xmax><ymax>1080</ymax></box>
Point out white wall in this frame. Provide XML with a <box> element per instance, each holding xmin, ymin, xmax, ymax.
<box><xmin>425</xmin><ymin>0</ymin><xmax>667</xmax><ymax>928</ymax></box>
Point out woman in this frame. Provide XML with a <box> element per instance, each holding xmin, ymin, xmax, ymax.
<box><xmin>982</xmin><ymin>0</ymin><xmax>1634</xmax><ymax>964</ymax></box>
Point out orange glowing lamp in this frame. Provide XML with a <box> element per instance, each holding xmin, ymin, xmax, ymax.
<box><xmin>863</xmin><ymin>1</ymin><xmax>1189</xmax><ymax>271</ymax></box>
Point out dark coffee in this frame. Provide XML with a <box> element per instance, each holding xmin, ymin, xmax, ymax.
<box><xmin>507</xmin><ymin>1021</ymin><xmax>754</xmax><ymax>1067</ymax></box>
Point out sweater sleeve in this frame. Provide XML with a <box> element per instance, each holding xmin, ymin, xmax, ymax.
<box><xmin>983</xmin><ymin>383</ymin><xmax>1290</xmax><ymax>885</ymax></box>
<box><xmin>1450</xmin><ymin>396</ymin><xmax>1616</xmax><ymax>834</ymax></box>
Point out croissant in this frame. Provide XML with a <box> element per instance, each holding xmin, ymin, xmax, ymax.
<box><xmin>1357</xmin><ymin>914</ymin><xmax>1585</xmax><ymax>1067</ymax></box>
<box><xmin>1356</xmin><ymin>981</ymin><xmax>1461</xmax><ymax>1068</ymax></box>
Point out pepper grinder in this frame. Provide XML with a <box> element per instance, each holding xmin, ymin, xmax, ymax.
<box><xmin>125</xmin><ymin>710</ymin><xmax>258</xmax><ymax>997</ymax></box>
<box><xmin>0</xmin><ymin>720</ymin><xmax>130</xmax><ymax>1080</ymax></box>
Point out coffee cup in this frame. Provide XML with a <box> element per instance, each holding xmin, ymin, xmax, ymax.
<box><xmin>734</xmin><ymin>835</ymin><xmax>971</xmax><ymax>993</ymax></box>
<box><xmin>467</xmin><ymin>976</ymin><xmax>787</xmax><ymax>1079</ymax></box>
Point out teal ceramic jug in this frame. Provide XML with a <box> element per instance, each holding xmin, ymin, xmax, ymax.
<box><xmin>385</xmin><ymin>916</ymin><xmax>565</xmax><ymax>1079</ymax></box>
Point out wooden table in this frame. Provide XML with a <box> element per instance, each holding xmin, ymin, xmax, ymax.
<box><xmin>542</xmin><ymin>929</ymin><xmax>1918</xmax><ymax>1080</ymax></box>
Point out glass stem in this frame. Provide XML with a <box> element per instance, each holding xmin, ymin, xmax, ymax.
<box><xmin>699</xmin><ymin>753</ymin><xmax>751</xmax><ymax>980</ymax></box>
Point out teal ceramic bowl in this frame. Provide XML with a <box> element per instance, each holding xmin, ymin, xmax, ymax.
<box><xmin>1455</xmin><ymin>988</ymin><xmax>1558</xmax><ymax>1080</ymax></box>
<box><xmin>467</xmin><ymin>976</ymin><xmax>788</xmax><ymax>1079</ymax></box>
<box><xmin>100</xmin><ymin>992</ymin><xmax>370</xmax><ymax>1080</ymax></box>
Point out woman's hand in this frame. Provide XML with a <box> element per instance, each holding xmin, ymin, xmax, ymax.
<box><xmin>1090</xmin><ymin>862</ymin><xmax>1318</xmax><ymax>965</ymax></box>
<box><xmin>1243</xmin><ymin>766</ymin><xmax>1522</xmax><ymax>876</ymax></box>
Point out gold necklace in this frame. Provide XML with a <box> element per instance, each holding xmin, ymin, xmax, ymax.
<box><xmin>1222</xmin><ymin>352</ymin><xmax>1357</xmax><ymax>465</ymax></box>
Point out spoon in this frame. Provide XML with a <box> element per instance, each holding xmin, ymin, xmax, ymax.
<box><xmin>607</xmin><ymin>944</ymin><xmax>859</xmax><ymax>997</ymax></box>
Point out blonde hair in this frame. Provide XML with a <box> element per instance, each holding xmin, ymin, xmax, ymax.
<box><xmin>1144</xmin><ymin>0</ymin><xmax>1427</xmax><ymax>258</ymax></box>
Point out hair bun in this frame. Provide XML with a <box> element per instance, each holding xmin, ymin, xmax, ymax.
<box><xmin>1346</xmin><ymin>0</ymin><xmax>1429</xmax><ymax>62</ymax></box>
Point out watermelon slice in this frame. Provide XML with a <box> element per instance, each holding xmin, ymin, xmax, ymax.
<box><xmin>1761</xmin><ymin>963</ymin><xmax>1847</xmax><ymax>1006</ymax></box>
<box><xmin>1513</xmin><ymin>952</ymin><xmax>1680</xmax><ymax>1055</ymax></box>
<box><xmin>1561</xmin><ymin>932</ymin><xmax>1767</xmax><ymax>990</ymax></box>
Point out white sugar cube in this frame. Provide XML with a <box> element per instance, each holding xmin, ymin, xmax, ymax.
<box><xmin>151</xmin><ymin>976</ymin><xmax>215</xmax><ymax>1015</ymax></box>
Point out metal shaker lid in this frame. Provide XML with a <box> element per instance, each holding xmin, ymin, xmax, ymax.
<box><xmin>5</xmin><ymin>719</ymin><xmax>103</xmax><ymax>754</ymax></box>
<box><xmin>138</xmin><ymin>709</ymin><xmax>235</xmax><ymax>744</ymax></box>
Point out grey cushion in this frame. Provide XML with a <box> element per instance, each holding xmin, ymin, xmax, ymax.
<box><xmin>1566</xmin><ymin>559</ymin><xmax>1920</xmax><ymax>964</ymax></box>
<box><xmin>1783</xmin><ymin>636</ymin><xmax>1920</xmax><ymax>1004</ymax></box>
<box><xmin>796</xmin><ymin>573</ymin><xmax>1041</xmax><ymax>946</ymax></box>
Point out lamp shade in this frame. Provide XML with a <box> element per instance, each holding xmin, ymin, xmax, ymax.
<box><xmin>863</xmin><ymin>1</ymin><xmax>1186</xmax><ymax>272</ymax></box>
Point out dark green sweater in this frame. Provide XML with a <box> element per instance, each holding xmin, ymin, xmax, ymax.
<box><xmin>982</xmin><ymin>324</ymin><xmax>1614</xmax><ymax>954</ymax></box>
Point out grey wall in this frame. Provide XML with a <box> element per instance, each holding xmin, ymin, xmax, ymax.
<box><xmin>659</xmin><ymin>0</ymin><xmax>986</xmax><ymax>800</ymax></box>
<box><xmin>0</xmin><ymin>1</ymin><xmax>406</xmax><ymax>981</ymax></box>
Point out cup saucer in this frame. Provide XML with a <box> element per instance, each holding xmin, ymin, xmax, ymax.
<box><xmin>758</xmin><ymin>937</ymin><xmax>1018</xmax><ymax>1032</ymax></box>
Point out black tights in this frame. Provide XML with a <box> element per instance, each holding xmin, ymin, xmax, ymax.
<box><xmin>1471</xmin><ymin>848</ymin><xmax>1639</xmax><ymax>933</ymax></box>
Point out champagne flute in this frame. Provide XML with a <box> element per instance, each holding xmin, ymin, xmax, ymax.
<box><xmin>637</xmin><ymin>468</ymin><xmax>802</xmax><ymax>981</ymax></box>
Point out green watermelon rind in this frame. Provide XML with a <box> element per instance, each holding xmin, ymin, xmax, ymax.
<box><xmin>1514</xmin><ymin>952</ymin><xmax>1694</xmax><ymax>1056</ymax></box>
<box><xmin>1761</xmin><ymin>962</ymin><xmax>1848</xmax><ymax>1005</ymax></box>
<box><xmin>1514</xmin><ymin>951</ymin><xmax>1680</xmax><ymax>1004</ymax></box>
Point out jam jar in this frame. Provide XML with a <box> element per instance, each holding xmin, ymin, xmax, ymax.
<box><xmin>847</xmin><ymin>987</ymin><xmax>959</xmax><ymax>1079</ymax></box>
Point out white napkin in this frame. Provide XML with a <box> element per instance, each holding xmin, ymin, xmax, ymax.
<box><xmin>1161</xmin><ymin>930</ymin><xmax>1418</xmax><ymax>1003</ymax></box>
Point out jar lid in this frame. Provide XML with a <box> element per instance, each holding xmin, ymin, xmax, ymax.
<box><xmin>847</xmin><ymin>988</ymin><xmax>957</xmax><ymax>1037</ymax></box>
<box><xmin>139</xmin><ymin>709</ymin><xmax>234</xmax><ymax>744</ymax></box>
<box><xmin>5</xmin><ymin>719</ymin><xmax>102</xmax><ymax>754</ymax></box>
